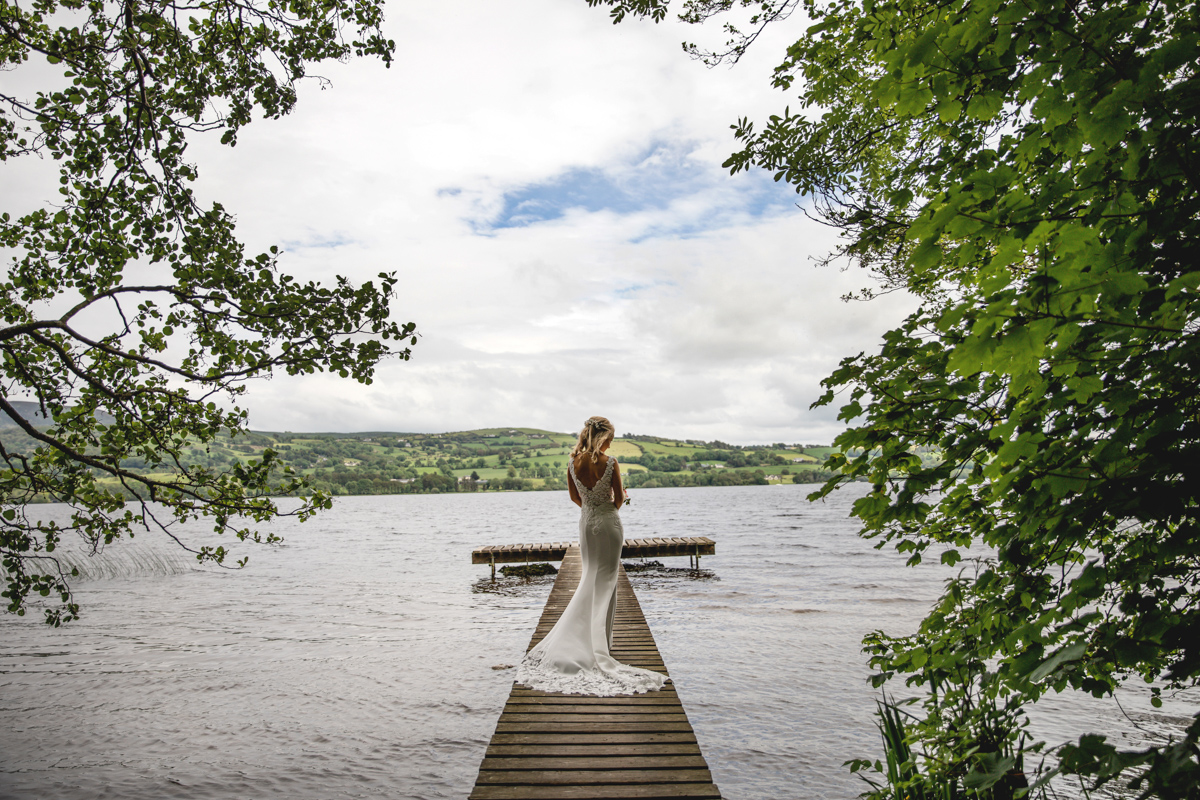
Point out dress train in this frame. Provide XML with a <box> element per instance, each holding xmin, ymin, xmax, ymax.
<box><xmin>516</xmin><ymin>456</ymin><xmax>667</xmax><ymax>696</ymax></box>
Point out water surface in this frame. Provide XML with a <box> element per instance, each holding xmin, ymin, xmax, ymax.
<box><xmin>0</xmin><ymin>485</ymin><xmax>1188</xmax><ymax>799</ymax></box>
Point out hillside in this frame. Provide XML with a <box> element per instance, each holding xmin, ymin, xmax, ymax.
<box><xmin>0</xmin><ymin>400</ymin><xmax>47</xmax><ymax>426</ymax></box>
<box><xmin>0</xmin><ymin>418</ymin><xmax>842</xmax><ymax>498</ymax></box>
<box><xmin>206</xmin><ymin>428</ymin><xmax>840</xmax><ymax>496</ymax></box>
<box><xmin>0</xmin><ymin>400</ymin><xmax>115</xmax><ymax>427</ymax></box>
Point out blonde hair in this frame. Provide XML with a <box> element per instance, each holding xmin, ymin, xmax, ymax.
<box><xmin>571</xmin><ymin>416</ymin><xmax>615</xmax><ymax>464</ymax></box>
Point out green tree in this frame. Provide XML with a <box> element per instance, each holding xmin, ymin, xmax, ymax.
<box><xmin>1</xmin><ymin>0</ymin><xmax>416</xmax><ymax>624</ymax></box>
<box><xmin>591</xmin><ymin>0</ymin><xmax>1198</xmax><ymax>796</ymax></box>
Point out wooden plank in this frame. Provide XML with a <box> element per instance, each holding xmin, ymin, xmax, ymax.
<box><xmin>475</xmin><ymin>769</ymin><xmax>714</xmax><ymax>785</ymax></box>
<box><xmin>480</xmin><ymin>756</ymin><xmax>709</xmax><ymax>771</ymax></box>
<box><xmin>509</xmin><ymin>687</ymin><xmax>678</xmax><ymax>698</ymax></box>
<box><xmin>504</xmin><ymin>705</ymin><xmax>679</xmax><ymax>712</ymax></box>
<box><xmin>505</xmin><ymin>697</ymin><xmax>681</xmax><ymax>707</ymax></box>
<box><xmin>499</xmin><ymin>713</ymin><xmax>691</xmax><ymax>723</ymax></box>
<box><xmin>486</xmin><ymin>745</ymin><xmax>703</xmax><ymax>757</ymax></box>
<box><xmin>495</xmin><ymin>723</ymin><xmax>696</xmax><ymax>734</ymax></box>
<box><xmin>469</xmin><ymin>784</ymin><xmax>723</xmax><ymax>800</ymax></box>
<box><xmin>473</xmin><ymin>537</ymin><xmax>714</xmax><ymax>564</ymax></box>
<box><xmin>488</xmin><ymin>733</ymin><xmax>699</xmax><ymax>746</ymax></box>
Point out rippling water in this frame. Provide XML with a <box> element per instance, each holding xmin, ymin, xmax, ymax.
<box><xmin>0</xmin><ymin>485</ymin><xmax>1190</xmax><ymax>799</ymax></box>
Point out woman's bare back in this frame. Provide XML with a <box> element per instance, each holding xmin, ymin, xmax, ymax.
<box><xmin>572</xmin><ymin>454</ymin><xmax>612</xmax><ymax>490</ymax></box>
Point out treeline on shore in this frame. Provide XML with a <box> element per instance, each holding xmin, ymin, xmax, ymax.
<box><xmin>624</xmin><ymin>468</ymin><xmax>838</xmax><ymax>490</ymax></box>
<box><xmin>302</xmin><ymin>464</ymin><xmax>841</xmax><ymax>497</ymax></box>
<box><xmin>0</xmin><ymin>423</ymin><xmax>858</xmax><ymax>500</ymax></box>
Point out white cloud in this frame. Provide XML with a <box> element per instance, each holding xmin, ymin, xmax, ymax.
<box><xmin>240</xmin><ymin>206</ymin><xmax>914</xmax><ymax>443</ymax></box>
<box><xmin>2</xmin><ymin>0</ymin><xmax>917</xmax><ymax>444</ymax></box>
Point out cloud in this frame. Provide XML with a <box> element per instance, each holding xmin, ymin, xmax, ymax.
<box><xmin>240</xmin><ymin>207</ymin><xmax>915</xmax><ymax>443</ymax></box>
<box><xmin>3</xmin><ymin>0</ymin><xmax>917</xmax><ymax>444</ymax></box>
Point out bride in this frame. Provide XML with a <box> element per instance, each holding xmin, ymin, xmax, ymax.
<box><xmin>516</xmin><ymin>416</ymin><xmax>668</xmax><ymax>696</ymax></box>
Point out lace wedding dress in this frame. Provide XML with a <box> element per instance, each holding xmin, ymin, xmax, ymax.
<box><xmin>516</xmin><ymin>455</ymin><xmax>668</xmax><ymax>696</ymax></box>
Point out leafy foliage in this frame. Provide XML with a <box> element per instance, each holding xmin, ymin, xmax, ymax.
<box><xmin>1</xmin><ymin>0</ymin><xmax>415</xmax><ymax>623</ymax></box>
<box><xmin>845</xmin><ymin>695</ymin><xmax>1029</xmax><ymax>800</ymax></box>
<box><xmin>589</xmin><ymin>0</ymin><xmax>1199</xmax><ymax>795</ymax></box>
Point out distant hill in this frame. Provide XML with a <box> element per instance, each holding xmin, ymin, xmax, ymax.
<box><xmin>0</xmin><ymin>400</ymin><xmax>115</xmax><ymax>428</ymax></box>
<box><xmin>0</xmin><ymin>419</ymin><xmax>843</xmax><ymax>499</ymax></box>
<box><xmin>0</xmin><ymin>400</ymin><xmax>48</xmax><ymax>427</ymax></box>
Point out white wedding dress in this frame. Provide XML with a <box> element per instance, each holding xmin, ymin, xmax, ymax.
<box><xmin>516</xmin><ymin>455</ymin><xmax>668</xmax><ymax>696</ymax></box>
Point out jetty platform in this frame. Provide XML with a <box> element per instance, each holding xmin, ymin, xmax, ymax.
<box><xmin>472</xmin><ymin>537</ymin><xmax>716</xmax><ymax>577</ymax></box>
<box><xmin>469</xmin><ymin>544</ymin><xmax>722</xmax><ymax>800</ymax></box>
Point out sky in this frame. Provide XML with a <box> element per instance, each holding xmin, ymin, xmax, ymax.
<box><xmin>4</xmin><ymin>0</ymin><xmax>917</xmax><ymax>444</ymax></box>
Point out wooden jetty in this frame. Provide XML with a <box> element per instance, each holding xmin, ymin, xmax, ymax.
<box><xmin>470</xmin><ymin>545</ymin><xmax>722</xmax><ymax>800</ymax></box>
<box><xmin>473</xmin><ymin>537</ymin><xmax>716</xmax><ymax>577</ymax></box>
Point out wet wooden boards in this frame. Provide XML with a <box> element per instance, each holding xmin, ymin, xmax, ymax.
<box><xmin>472</xmin><ymin>538</ymin><xmax>716</xmax><ymax>565</ymax></box>
<box><xmin>470</xmin><ymin>546</ymin><xmax>722</xmax><ymax>800</ymax></box>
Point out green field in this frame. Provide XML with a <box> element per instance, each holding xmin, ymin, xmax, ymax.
<box><xmin>636</xmin><ymin>440</ymin><xmax>703</xmax><ymax>456</ymax></box>
<box><xmin>2</xmin><ymin>423</ymin><xmax>838</xmax><ymax>499</ymax></box>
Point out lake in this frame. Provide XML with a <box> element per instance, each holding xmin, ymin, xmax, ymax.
<box><xmin>0</xmin><ymin>485</ymin><xmax>1189</xmax><ymax>798</ymax></box>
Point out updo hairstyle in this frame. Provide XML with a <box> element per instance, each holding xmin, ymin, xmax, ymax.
<box><xmin>571</xmin><ymin>416</ymin><xmax>615</xmax><ymax>464</ymax></box>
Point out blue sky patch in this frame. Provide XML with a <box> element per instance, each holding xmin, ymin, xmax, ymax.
<box><xmin>470</xmin><ymin>142</ymin><xmax>798</xmax><ymax>235</ymax></box>
<box><xmin>282</xmin><ymin>232</ymin><xmax>355</xmax><ymax>250</ymax></box>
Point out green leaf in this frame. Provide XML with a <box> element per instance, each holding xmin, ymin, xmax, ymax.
<box><xmin>1028</xmin><ymin>641</ymin><xmax>1088</xmax><ymax>683</ymax></box>
<box><xmin>963</xmin><ymin>753</ymin><xmax>1017</xmax><ymax>790</ymax></box>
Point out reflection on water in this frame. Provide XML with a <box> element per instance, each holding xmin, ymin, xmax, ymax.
<box><xmin>0</xmin><ymin>485</ymin><xmax>1191</xmax><ymax>799</ymax></box>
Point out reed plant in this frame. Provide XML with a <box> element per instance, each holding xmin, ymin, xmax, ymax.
<box><xmin>849</xmin><ymin>696</ymin><xmax>963</xmax><ymax>800</ymax></box>
<box><xmin>849</xmin><ymin>694</ymin><xmax>1050</xmax><ymax>800</ymax></box>
<box><xmin>52</xmin><ymin>542</ymin><xmax>194</xmax><ymax>582</ymax></box>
